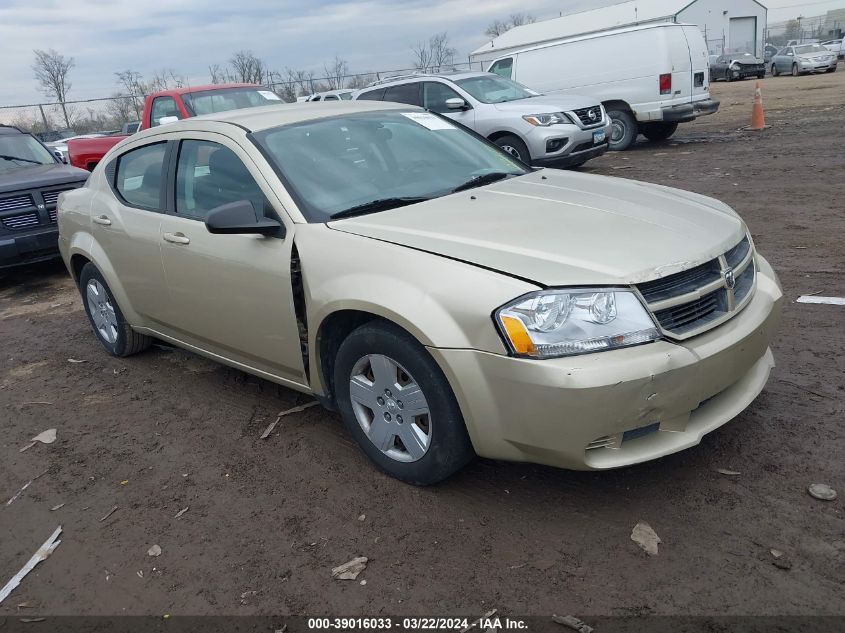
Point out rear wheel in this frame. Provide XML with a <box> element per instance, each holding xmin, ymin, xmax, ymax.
<box><xmin>334</xmin><ymin>322</ymin><xmax>474</xmax><ymax>485</ymax></box>
<box><xmin>79</xmin><ymin>263</ymin><xmax>151</xmax><ymax>357</ymax></box>
<box><xmin>772</xmin><ymin>64</ymin><xmax>779</xmax><ymax>77</ymax></box>
<box><xmin>792</xmin><ymin>63</ymin><xmax>800</xmax><ymax>77</ymax></box>
<box><xmin>725</xmin><ymin>68</ymin><xmax>733</xmax><ymax>82</ymax></box>
<box><xmin>493</xmin><ymin>135</ymin><xmax>530</xmax><ymax>165</ymax></box>
<box><xmin>607</xmin><ymin>109</ymin><xmax>637</xmax><ymax>151</ymax></box>
<box><xmin>640</xmin><ymin>122</ymin><xmax>679</xmax><ymax>142</ymax></box>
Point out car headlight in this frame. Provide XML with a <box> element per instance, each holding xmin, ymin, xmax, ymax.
<box><xmin>495</xmin><ymin>289</ymin><xmax>661</xmax><ymax>359</ymax></box>
<box><xmin>523</xmin><ymin>112</ymin><xmax>572</xmax><ymax>126</ymax></box>
<box><xmin>730</xmin><ymin>62</ymin><xmax>740</xmax><ymax>69</ymax></box>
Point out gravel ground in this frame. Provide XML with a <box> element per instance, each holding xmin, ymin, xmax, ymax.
<box><xmin>1</xmin><ymin>69</ymin><xmax>843</xmax><ymax>619</ymax></box>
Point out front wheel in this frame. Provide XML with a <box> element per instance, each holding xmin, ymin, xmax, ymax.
<box><xmin>826</xmin><ymin>66</ymin><xmax>837</xmax><ymax>73</ymax></box>
<box><xmin>493</xmin><ymin>135</ymin><xmax>531</xmax><ymax>165</ymax></box>
<box><xmin>792</xmin><ymin>63</ymin><xmax>800</xmax><ymax>77</ymax></box>
<box><xmin>725</xmin><ymin>69</ymin><xmax>733</xmax><ymax>82</ymax></box>
<box><xmin>333</xmin><ymin>321</ymin><xmax>474</xmax><ymax>485</ymax></box>
<box><xmin>772</xmin><ymin>64</ymin><xmax>780</xmax><ymax>77</ymax></box>
<box><xmin>606</xmin><ymin>109</ymin><xmax>638</xmax><ymax>151</ymax></box>
<box><xmin>79</xmin><ymin>263</ymin><xmax>152</xmax><ymax>357</ymax></box>
<box><xmin>640</xmin><ymin>122</ymin><xmax>679</xmax><ymax>142</ymax></box>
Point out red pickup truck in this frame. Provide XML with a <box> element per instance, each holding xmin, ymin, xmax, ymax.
<box><xmin>68</xmin><ymin>83</ymin><xmax>283</xmax><ymax>170</ymax></box>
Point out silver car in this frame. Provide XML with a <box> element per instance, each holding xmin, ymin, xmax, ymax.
<box><xmin>355</xmin><ymin>72</ymin><xmax>611</xmax><ymax>168</ymax></box>
<box><xmin>771</xmin><ymin>44</ymin><xmax>838</xmax><ymax>76</ymax></box>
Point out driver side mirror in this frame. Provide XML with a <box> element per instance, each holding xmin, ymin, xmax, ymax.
<box><xmin>445</xmin><ymin>97</ymin><xmax>468</xmax><ymax>110</ymax></box>
<box><xmin>205</xmin><ymin>200</ymin><xmax>285</xmax><ymax>237</ymax></box>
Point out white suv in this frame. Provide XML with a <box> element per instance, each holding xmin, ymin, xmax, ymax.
<box><xmin>354</xmin><ymin>72</ymin><xmax>611</xmax><ymax>169</ymax></box>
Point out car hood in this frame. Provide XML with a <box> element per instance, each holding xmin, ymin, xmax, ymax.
<box><xmin>796</xmin><ymin>51</ymin><xmax>833</xmax><ymax>59</ymax></box>
<box><xmin>732</xmin><ymin>57</ymin><xmax>763</xmax><ymax>64</ymax></box>
<box><xmin>328</xmin><ymin>170</ymin><xmax>746</xmax><ymax>287</ymax></box>
<box><xmin>0</xmin><ymin>163</ymin><xmax>89</xmax><ymax>194</ymax></box>
<box><xmin>491</xmin><ymin>94</ymin><xmax>599</xmax><ymax>114</ymax></box>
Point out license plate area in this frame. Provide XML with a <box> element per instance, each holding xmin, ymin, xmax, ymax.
<box><xmin>593</xmin><ymin>130</ymin><xmax>606</xmax><ymax>144</ymax></box>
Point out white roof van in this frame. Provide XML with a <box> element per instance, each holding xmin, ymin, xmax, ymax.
<box><xmin>476</xmin><ymin>23</ymin><xmax>719</xmax><ymax>150</ymax></box>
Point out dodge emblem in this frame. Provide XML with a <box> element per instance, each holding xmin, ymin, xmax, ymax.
<box><xmin>724</xmin><ymin>268</ymin><xmax>736</xmax><ymax>290</ymax></box>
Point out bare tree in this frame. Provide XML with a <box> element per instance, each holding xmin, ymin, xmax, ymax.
<box><xmin>412</xmin><ymin>32</ymin><xmax>457</xmax><ymax>72</ymax></box>
<box><xmin>346</xmin><ymin>73</ymin><xmax>375</xmax><ymax>90</ymax></box>
<box><xmin>32</xmin><ymin>49</ymin><xmax>74</xmax><ymax>128</ymax></box>
<box><xmin>285</xmin><ymin>68</ymin><xmax>317</xmax><ymax>97</ymax></box>
<box><xmin>147</xmin><ymin>68</ymin><xmax>187</xmax><ymax>92</ymax></box>
<box><xmin>485</xmin><ymin>13</ymin><xmax>536</xmax><ymax>38</ymax></box>
<box><xmin>208</xmin><ymin>63</ymin><xmax>228</xmax><ymax>84</ymax></box>
<box><xmin>323</xmin><ymin>56</ymin><xmax>349</xmax><ymax>90</ymax></box>
<box><xmin>106</xmin><ymin>93</ymin><xmax>138</xmax><ymax>126</ymax></box>
<box><xmin>784</xmin><ymin>19</ymin><xmax>800</xmax><ymax>41</ymax></box>
<box><xmin>114</xmin><ymin>70</ymin><xmax>146</xmax><ymax>119</ymax></box>
<box><xmin>229</xmin><ymin>50</ymin><xmax>268</xmax><ymax>84</ymax></box>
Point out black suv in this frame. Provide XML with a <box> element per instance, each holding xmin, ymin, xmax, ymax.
<box><xmin>1</xmin><ymin>125</ymin><xmax>89</xmax><ymax>268</ymax></box>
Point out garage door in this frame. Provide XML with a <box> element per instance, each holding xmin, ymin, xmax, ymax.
<box><xmin>729</xmin><ymin>16</ymin><xmax>757</xmax><ymax>55</ymax></box>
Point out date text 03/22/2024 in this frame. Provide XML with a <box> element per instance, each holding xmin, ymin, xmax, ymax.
<box><xmin>306</xmin><ymin>617</ymin><xmax>529</xmax><ymax>630</ymax></box>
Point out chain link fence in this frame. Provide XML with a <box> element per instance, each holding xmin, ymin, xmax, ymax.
<box><xmin>0</xmin><ymin>61</ymin><xmax>486</xmax><ymax>139</ymax></box>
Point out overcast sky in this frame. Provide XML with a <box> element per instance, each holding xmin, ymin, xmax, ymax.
<box><xmin>1</xmin><ymin>0</ymin><xmax>842</xmax><ymax>106</ymax></box>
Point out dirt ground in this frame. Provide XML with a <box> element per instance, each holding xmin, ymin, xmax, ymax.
<box><xmin>1</xmin><ymin>69</ymin><xmax>843</xmax><ymax>619</ymax></box>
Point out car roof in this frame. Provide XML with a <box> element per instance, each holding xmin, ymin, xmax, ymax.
<box><xmin>158</xmin><ymin>83</ymin><xmax>263</xmax><ymax>97</ymax></box>
<box><xmin>362</xmin><ymin>71</ymin><xmax>491</xmax><ymax>89</ymax></box>
<box><xmin>172</xmin><ymin>100</ymin><xmax>421</xmax><ymax>132</ymax></box>
<box><xmin>0</xmin><ymin>125</ymin><xmax>24</xmax><ymax>136</ymax></box>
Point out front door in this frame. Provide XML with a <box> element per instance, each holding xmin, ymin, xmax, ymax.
<box><xmin>157</xmin><ymin>136</ymin><xmax>305</xmax><ymax>386</ymax></box>
<box><xmin>422</xmin><ymin>81</ymin><xmax>476</xmax><ymax>128</ymax></box>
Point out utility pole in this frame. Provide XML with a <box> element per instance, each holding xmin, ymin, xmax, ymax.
<box><xmin>38</xmin><ymin>104</ymin><xmax>51</xmax><ymax>133</ymax></box>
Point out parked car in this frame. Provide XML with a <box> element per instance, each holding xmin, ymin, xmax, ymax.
<box><xmin>305</xmin><ymin>90</ymin><xmax>355</xmax><ymax>101</ymax></box>
<box><xmin>355</xmin><ymin>71</ymin><xmax>610</xmax><ymax>168</ymax></box>
<box><xmin>68</xmin><ymin>84</ymin><xmax>284</xmax><ymax>171</ymax></box>
<box><xmin>473</xmin><ymin>23</ymin><xmax>719</xmax><ymax>150</ymax></box>
<box><xmin>58</xmin><ymin>101</ymin><xmax>782</xmax><ymax>484</ymax></box>
<box><xmin>47</xmin><ymin>133</ymin><xmax>107</xmax><ymax>164</ymax></box>
<box><xmin>771</xmin><ymin>44</ymin><xmax>838</xmax><ymax>76</ymax></box>
<box><xmin>821</xmin><ymin>39</ymin><xmax>844</xmax><ymax>60</ymax></box>
<box><xmin>710</xmin><ymin>53</ymin><xmax>766</xmax><ymax>82</ymax></box>
<box><xmin>0</xmin><ymin>125</ymin><xmax>89</xmax><ymax>268</ymax></box>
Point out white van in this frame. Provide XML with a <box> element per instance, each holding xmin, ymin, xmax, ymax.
<box><xmin>479</xmin><ymin>23</ymin><xmax>719</xmax><ymax>150</ymax></box>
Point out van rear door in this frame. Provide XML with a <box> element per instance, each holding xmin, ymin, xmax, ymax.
<box><xmin>682</xmin><ymin>25</ymin><xmax>711</xmax><ymax>102</ymax></box>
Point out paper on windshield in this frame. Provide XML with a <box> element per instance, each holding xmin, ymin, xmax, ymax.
<box><xmin>401</xmin><ymin>112</ymin><xmax>455</xmax><ymax>131</ymax></box>
<box><xmin>258</xmin><ymin>91</ymin><xmax>281</xmax><ymax>101</ymax></box>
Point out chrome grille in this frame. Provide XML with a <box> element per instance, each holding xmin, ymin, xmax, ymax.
<box><xmin>2</xmin><ymin>212</ymin><xmax>40</xmax><ymax>230</ymax></box>
<box><xmin>49</xmin><ymin>209</ymin><xmax>58</xmax><ymax>223</ymax></box>
<box><xmin>572</xmin><ymin>106</ymin><xmax>603</xmax><ymax>126</ymax></box>
<box><xmin>0</xmin><ymin>194</ymin><xmax>34</xmax><ymax>212</ymax></box>
<box><xmin>42</xmin><ymin>190</ymin><xmax>63</xmax><ymax>206</ymax></box>
<box><xmin>636</xmin><ymin>237</ymin><xmax>756</xmax><ymax>339</ymax></box>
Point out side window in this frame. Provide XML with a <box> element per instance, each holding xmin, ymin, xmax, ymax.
<box><xmin>422</xmin><ymin>82</ymin><xmax>463</xmax><ymax>114</ymax></box>
<box><xmin>356</xmin><ymin>88</ymin><xmax>386</xmax><ymax>101</ymax></box>
<box><xmin>150</xmin><ymin>96</ymin><xmax>182</xmax><ymax>127</ymax></box>
<box><xmin>324</xmin><ymin>95</ymin><xmax>339</xmax><ymax>101</ymax></box>
<box><xmin>311</xmin><ymin>95</ymin><xmax>322</xmax><ymax>101</ymax></box>
<box><xmin>382</xmin><ymin>83</ymin><xmax>421</xmax><ymax>106</ymax></box>
<box><xmin>114</xmin><ymin>142</ymin><xmax>167</xmax><ymax>210</ymax></box>
<box><xmin>489</xmin><ymin>58</ymin><xmax>513</xmax><ymax>79</ymax></box>
<box><xmin>175</xmin><ymin>140</ymin><xmax>269</xmax><ymax>220</ymax></box>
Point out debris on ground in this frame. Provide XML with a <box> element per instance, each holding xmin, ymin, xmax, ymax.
<box><xmin>358</xmin><ymin>514</ymin><xmax>366</xmax><ymax>521</ymax></box>
<box><xmin>19</xmin><ymin>429</ymin><xmax>57</xmax><ymax>453</ymax></box>
<box><xmin>174</xmin><ymin>507</ymin><xmax>189</xmax><ymax>519</ymax></box>
<box><xmin>552</xmin><ymin>615</ymin><xmax>594</xmax><ymax>633</ymax></box>
<box><xmin>460</xmin><ymin>609</ymin><xmax>497</xmax><ymax>633</ymax></box>
<box><xmin>5</xmin><ymin>470</ymin><xmax>49</xmax><ymax>507</ymax></box>
<box><xmin>147</xmin><ymin>544</ymin><xmax>162</xmax><ymax>557</ymax></box>
<box><xmin>716</xmin><ymin>468</ymin><xmax>741</xmax><ymax>476</ymax></box>
<box><xmin>99</xmin><ymin>505</ymin><xmax>119</xmax><ymax>522</ymax></box>
<box><xmin>331</xmin><ymin>556</ymin><xmax>367</xmax><ymax>580</ymax></box>
<box><xmin>631</xmin><ymin>521</ymin><xmax>661</xmax><ymax>556</ymax></box>
<box><xmin>796</xmin><ymin>295</ymin><xmax>845</xmax><ymax>305</ymax></box>
<box><xmin>0</xmin><ymin>526</ymin><xmax>62</xmax><ymax>605</ymax></box>
<box><xmin>67</xmin><ymin>358</ymin><xmax>87</xmax><ymax>363</ymax></box>
<box><xmin>808</xmin><ymin>483</ymin><xmax>837</xmax><ymax>501</ymax></box>
<box><xmin>260</xmin><ymin>401</ymin><xmax>319</xmax><ymax>439</ymax></box>
<box><xmin>50</xmin><ymin>504</ymin><xmax>64</xmax><ymax>511</ymax></box>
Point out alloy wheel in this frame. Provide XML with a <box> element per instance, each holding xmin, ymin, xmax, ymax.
<box><xmin>348</xmin><ymin>354</ymin><xmax>432</xmax><ymax>462</ymax></box>
<box><xmin>86</xmin><ymin>279</ymin><xmax>118</xmax><ymax>344</ymax></box>
<box><xmin>500</xmin><ymin>145</ymin><xmax>522</xmax><ymax>160</ymax></box>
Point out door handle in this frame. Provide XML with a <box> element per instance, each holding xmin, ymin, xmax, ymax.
<box><xmin>163</xmin><ymin>232</ymin><xmax>190</xmax><ymax>245</ymax></box>
<box><xmin>93</xmin><ymin>215</ymin><xmax>112</xmax><ymax>226</ymax></box>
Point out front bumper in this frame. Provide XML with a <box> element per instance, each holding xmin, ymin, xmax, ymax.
<box><xmin>430</xmin><ymin>255</ymin><xmax>782</xmax><ymax>470</ymax></box>
<box><xmin>533</xmin><ymin>142</ymin><xmax>608</xmax><ymax>168</ymax></box>
<box><xmin>0</xmin><ymin>227</ymin><xmax>60</xmax><ymax>269</ymax></box>
<box><xmin>525</xmin><ymin>120</ymin><xmax>612</xmax><ymax>168</ymax></box>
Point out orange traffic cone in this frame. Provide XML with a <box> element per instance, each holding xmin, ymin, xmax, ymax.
<box><xmin>749</xmin><ymin>81</ymin><xmax>766</xmax><ymax>131</ymax></box>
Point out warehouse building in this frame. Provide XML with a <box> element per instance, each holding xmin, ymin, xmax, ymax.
<box><xmin>470</xmin><ymin>0</ymin><xmax>769</xmax><ymax>63</ymax></box>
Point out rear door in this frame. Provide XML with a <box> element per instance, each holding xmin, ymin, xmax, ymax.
<box><xmin>681</xmin><ymin>25</ymin><xmax>711</xmax><ymax>103</ymax></box>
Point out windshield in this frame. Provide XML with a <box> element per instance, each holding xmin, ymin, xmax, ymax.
<box><xmin>795</xmin><ymin>44</ymin><xmax>827</xmax><ymax>54</ymax></box>
<box><xmin>454</xmin><ymin>75</ymin><xmax>540</xmax><ymax>104</ymax></box>
<box><xmin>252</xmin><ymin>111</ymin><xmax>529</xmax><ymax>222</ymax></box>
<box><xmin>0</xmin><ymin>134</ymin><xmax>56</xmax><ymax>173</ymax></box>
<box><xmin>182</xmin><ymin>87</ymin><xmax>283</xmax><ymax>116</ymax></box>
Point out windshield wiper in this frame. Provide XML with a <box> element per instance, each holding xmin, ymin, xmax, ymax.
<box><xmin>451</xmin><ymin>171</ymin><xmax>514</xmax><ymax>193</ymax></box>
<box><xmin>328</xmin><ymin>197</ymin><xmax>430</xmax><ymax>220</ymax></box>
<box><xmin>0</xmin><ymin>154</ymin><xmax>43</xmax><ymax>165</ymax></box>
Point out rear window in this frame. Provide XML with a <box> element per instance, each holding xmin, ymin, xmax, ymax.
<box><xmin>356</xmin><ymin>88</ymin><xmax>386</xmax><ymax>101</ymax></box>
<box><xmin>182</xmin><ymin>87</ymin><xmax>282</xmax><ymax>115</ymax></box>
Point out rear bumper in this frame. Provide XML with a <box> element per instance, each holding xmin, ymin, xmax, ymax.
<box><xmin>662</xmin><ymin>99</ymin><xmax>720</xmax><ymax>123</ymax></box>
<box><xmin>0</xmin><ymin>227</ymin><xmax>60</xmax><ymax>269</ymax></box>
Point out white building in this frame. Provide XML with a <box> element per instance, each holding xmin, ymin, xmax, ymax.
<box><xmin>470</xmin><ymin>0</ymin><xmax>768</xmax><ymax>63</ymax></box>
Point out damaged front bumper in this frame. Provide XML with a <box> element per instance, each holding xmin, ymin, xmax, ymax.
<box><xmin>429</xmin><ymin>255</ymin><xmax>782</xmax><ymax>470</ymax></box>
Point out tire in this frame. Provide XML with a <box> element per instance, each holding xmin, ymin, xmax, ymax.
<box><xmin>606</xmin><ymin>109</ymin><xmax>637</xmax><ymax>151</ymax></box>
<box><xmin>725</xmin><ymin>69</ymin><xmax>733</xmax><ymax>82</ymax></box>
<box><xmin>826</xmin><ymin>66</ymin><xmax>837</xmax><ymax>73</ymax></box>
<box><xmin>79</xmin><ymin>263</ymin><xmax>151</xmax><ymax>357</ymax></box>
<box><xmin>772</xmin><ymin>64</ymin><xmax>779</xmax><ymax>77</ymax></box>
<box><xmin>333</xmin><ymin>321</ymin><xmax>474</xmax><ymax>485</ymax></box>
<box><xmin>792</xmin><ymin>63</ymin><xmax>799</xmax><ymax>77</ymax></box>
<box><xmin>493</xmin><ymin>135</ymin><xmax>531</xmax><ymax>165</ymax></box>
<box><xmin>640</xmin><ymin>122</ymin><xmax>679</xmax><ymax>142</ymax></box>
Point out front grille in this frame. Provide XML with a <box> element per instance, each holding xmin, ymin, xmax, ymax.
<box><xmin>636</xmin><ymin>236</ymin><xmax>756</xmax><ymax>339</ymax></box>
<box><xmin>572</xmin><ymin>106</ymin><xmax>603</xmax><ymax>126</ymax></box>
<box><xmin>2</xmin><ymin>212</ymin><xmax>40</xmax><ymax>230</ymax></box>
<box><xmin>49</xmin><ymin>209</ymin><xmax>58</xmax><ymax>223</ymax></box>
<box><xmin>42</xmin><ymin>190</ymin><xmax>63</xmax><ymax>206</ymax></box>
<box><xmin>0</xmin><ymin>194</ymin><xmax>34</xmax><ymax>212</ymax></box>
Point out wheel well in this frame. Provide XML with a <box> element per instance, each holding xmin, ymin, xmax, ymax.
<box><xmin>316</xmin><ymin>310</ymin><xmax>394</xmax><ymax>408</ymax></box>
<box><xmin>487</xmin><ymin>131</ymin><xmax>517</xmax><ymax>144</ymax></box>
<box><xmin>602</xmin><ymin>100</ymin><xmax>632</xmax><ymax>114</ymax></box>
<box><xmin>70</xmin><ymin>254</ymin><xmax>91</xmax><ymax>284</ymax></box>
